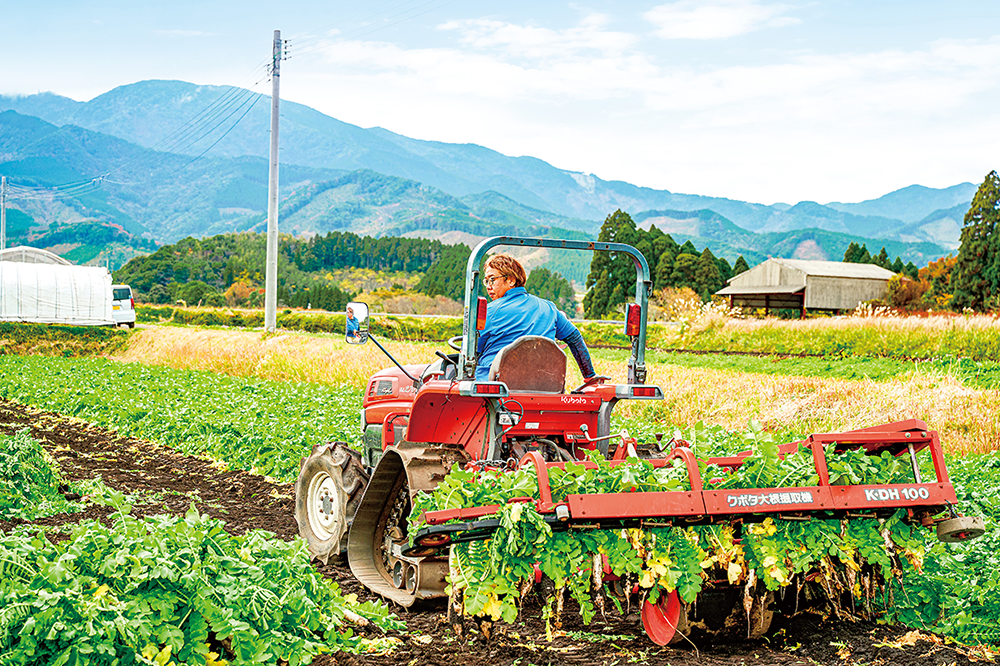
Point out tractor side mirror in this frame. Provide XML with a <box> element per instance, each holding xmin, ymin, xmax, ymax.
<box><xmin>345</xmin><ymin>302</ymin><xmax>369</xmax><ymax>344</ymax></box>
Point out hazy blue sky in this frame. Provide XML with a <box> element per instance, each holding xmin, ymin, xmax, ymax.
<box><xmin>8</xmin><ymin>1</ymin><xmax>1000</xmax><ymax>204</ymax></box>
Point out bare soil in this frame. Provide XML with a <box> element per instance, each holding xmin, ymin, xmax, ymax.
<box><xmin>0</xmin><ymin>397</ymin><xmax>992</xmax><ymax>666</ymax></box>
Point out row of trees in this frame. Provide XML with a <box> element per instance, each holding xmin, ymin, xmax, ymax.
<box><xmin>291</xmin><ymin>232</ymin><xmax>445</xmax><ymax>273</ymax></box>
<box><xmin>524</xmin><ymin>268</ymin><xmax>576</xmax><ymax>315</ymax></box>
<box><xmin>123</xmin><ymin>213</ymin><xmax>743</xmax><ymax>318</ymax></box>
<box><xmin>583</xmin><ymin>210</ymin><xmax>748</xmax><ymax>318</ymax></box>
<box><xmin>843</xmin><ymin>242</ymin><xmax>919</xmax><ymax>279</ymax></box>
<box><xmin>117</xmin><ymin>231</ymin><xmax>447</xmax><ymax>309</ymax></box>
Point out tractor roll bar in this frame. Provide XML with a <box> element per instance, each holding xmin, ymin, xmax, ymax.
<box><xmin>459</xmin><ymin>236</ymin><xmax>652</xmax><ymax>383</ymax></box>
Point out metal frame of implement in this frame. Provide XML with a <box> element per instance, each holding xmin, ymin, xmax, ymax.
<box><xmin>409</xmin><ymin>419</ymin><xmax>959</xmax><ymax>552</ymax></box>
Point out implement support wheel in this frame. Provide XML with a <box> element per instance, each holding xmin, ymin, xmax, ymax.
<box><xmin>937</xmin><ymin>516</ymin><xmax>986</xmax><ymax>543</ymax></box>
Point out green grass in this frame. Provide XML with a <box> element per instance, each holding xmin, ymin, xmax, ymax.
<box><xmin>588</xmin><ymin>348</ymin><xmax>1000</xmax><ymax>389</ymax></box>
<box><xmin>0</xmin><ymin>322</ymin><xmax>131</xmax><ymax>357</ymax></box>
<box><xmin>680</xmin><ymin>316</ymin><xmax>1000</xmax><ymax>361</ymax></box>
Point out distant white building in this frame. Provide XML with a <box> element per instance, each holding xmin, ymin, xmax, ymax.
<box><xmin>0</xmin><ymin>254</ymin><xmax>114</xmax><ymax>325</ymax></box>
<box><xmin>716</xmin><ymin>258</ymin><xmax>897</xmax><ymax>315</ymax></box>
<box><xmin>0</xmin><ymin>245</ymin><xmax>72</xmax><ymax>265</ymax></box>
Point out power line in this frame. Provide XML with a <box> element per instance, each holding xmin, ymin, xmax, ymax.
<box><xmin>4</xmin><ymin>59</ymin><xmax>273</xmax><ymax>201</ymax></box>
<box><xmin>103</xmin><ymin>85</ymin><xmax>264</xmax><ymax>178</ymax></box>
<box><xmin>4</xmin><ymin>90</ymin><xmax>260</xmax><ymax>199</ymax></box>
<box><xmin>181</xmin><ymin>94</ymin><xmax>263</xmax><ymax>169</ymax></box>
<box><xmin>5</xmin><ymin>179</ymin><xmax>103</xmax><ymax>202</ymax></box>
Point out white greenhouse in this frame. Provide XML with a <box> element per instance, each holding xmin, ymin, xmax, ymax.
<box><xmin>0</xmin><ymin>260</ymin><xmax>114</xmax><ymax>326</ymax></box>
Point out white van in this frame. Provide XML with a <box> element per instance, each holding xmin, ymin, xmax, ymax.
<box><xmin>112</xmin><ymin>284</ymin><xmax>136</xmax><ymax>328</ymax></box>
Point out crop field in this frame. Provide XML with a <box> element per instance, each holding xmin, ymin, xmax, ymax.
<box><xmin>0</xmin><ymin>317</ymin><xmax>998</xmax><ymax>666</ymax></box>
<box><xmin>0</xmin><ymin>355</ymin><xmax>364</xmax><ymax>482</ymax></box>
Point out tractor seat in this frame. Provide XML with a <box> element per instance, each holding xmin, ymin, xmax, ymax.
<box><xmin>489</xmin><ymin>336</ymin><xmax>566</xmax><ymax>393</ymax></box>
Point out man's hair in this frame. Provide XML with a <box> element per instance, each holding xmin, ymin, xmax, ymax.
<box><xmin>485</xmin><ymin>254</ymin><xmax>526</xmax><ymax>287</ymax></box>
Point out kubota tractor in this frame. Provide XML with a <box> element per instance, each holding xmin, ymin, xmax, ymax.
<box><xmin>294</xmin><ymin>236</ymin><xmax>985</xmax><ymax>644</ymax></box>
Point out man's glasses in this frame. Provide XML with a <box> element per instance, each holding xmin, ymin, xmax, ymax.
<box><xmin>484</xmin><ymin>276</ymin><xmax>504</xmax><ymax>286</ymax></box>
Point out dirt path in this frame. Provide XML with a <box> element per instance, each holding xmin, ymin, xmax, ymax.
<box><xmin>0</xmin><ymin>398</ymin><xmax>990</xmax><ymax>666</ymax></box>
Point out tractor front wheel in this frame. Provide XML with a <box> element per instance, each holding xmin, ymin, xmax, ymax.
<box><xmin>295</xmin><ymin>443</ymin><xmax>369</xmax><ymax>564</ymax></box>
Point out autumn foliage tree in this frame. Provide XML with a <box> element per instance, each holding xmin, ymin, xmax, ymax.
<box><xmin>918</xmin><ymin>254</ymin><xmax>957</xmax><ymax>309</ymax></box>
<box><xmin>884</xmin><ymin>275</ymin><xmax>929</xmax><ymax>310</ymax></box>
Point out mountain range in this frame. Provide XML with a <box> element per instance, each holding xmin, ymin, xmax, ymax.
<box><xmin>0</xmin><ymin>79</ymin><xmax>973</xmax><ymax>272</ymax></box>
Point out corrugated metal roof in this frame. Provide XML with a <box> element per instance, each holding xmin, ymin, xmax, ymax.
<box><xmin>770</xmin><ymin>258</ymin><xmax>896</xmax><ymax>280</ymax></box>
<box><xmin>717</xmin><ymin>284</ymin><xmax>805</xmax><ymax>295</ymax></box>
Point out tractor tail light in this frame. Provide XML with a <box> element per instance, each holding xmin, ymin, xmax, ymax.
<box><xmin>632</xmin><ymin>386</ymin><xmax>656</xmax><ymax>397</ymax></box>
<box><xmin>475</xmin><ymin>383</ymin><xmax>503</xmax><ymax>394</ymax></box>
<box><xmin>625</xmin><ymin>303</ymin><xmax>641</xmax><ymax>336</ymax></box>
<box><xmin>476</xmin><ymin>296</ymin><xmax>488</xmax><ymax>331</ymax></box>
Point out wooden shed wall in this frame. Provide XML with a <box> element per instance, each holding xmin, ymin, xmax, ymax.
<box><xmin>804</xmin><ymin>276</ymin><xmax>890</xmax><ymax>310</ymax></box>
<box><xmin>730</xmin><ymin>261</ymin><xmax>806</xmax><ymax>288</ymax></box>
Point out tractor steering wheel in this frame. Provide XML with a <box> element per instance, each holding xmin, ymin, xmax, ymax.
<box><xmin>447</xmin><ymin>335</ymin><xmax>463</xmax><ymax>352</ymax></box>
<box><xmin>571</xmin><ymin>375</ymin><xmax>611</xmax><ymax>393</ymax></box>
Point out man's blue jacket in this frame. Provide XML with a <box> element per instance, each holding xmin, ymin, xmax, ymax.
<box><xmin>475</xmin><ymin>287</ymin><xmax>594</xmax><ymax>381</ymax></box>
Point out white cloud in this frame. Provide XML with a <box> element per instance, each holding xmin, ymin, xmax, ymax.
<box><xmin>437</xmin><ymin>14</ymin><xmax>636</xmax><ymax>59</ymax></box>
<box><xmin>154</xmin><ymin>30</ymin><xmax>215</xmax><ymax>37</ymax></box>
<box><xmin>307</xmin><ymin>28</ymin><xmax>1000</xmax><ymax>123</ymax></box>
<box><xmin>307</xmin><ymin>19</ymin><xmax>657</xmax><ymax>102</ymax></box>
<box><xmin>287</xmin><ymin>17</ymin><xmax>1000</xmax><ymax>203</ymax></box>
<box><xmin>643</xmin><ymin>0</ymin><xmax>798</xmax><ymax>40</ymax></box>
<box><xmin>641</xmin><ymin>37</ymin><xmax>1000</xmax><ymax>125</ymax></box>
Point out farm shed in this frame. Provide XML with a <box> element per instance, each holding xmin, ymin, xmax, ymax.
<box><xmin>716</xmin><ymin>258</ymin><xmax>896</xmax><ymax>315</ymax></box>
<box><xmin>0</xmin><ymin>260</ymin><xmax>114</xmax><ymax>325</ymax></box>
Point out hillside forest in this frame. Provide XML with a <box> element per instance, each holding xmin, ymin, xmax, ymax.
<box><xmin>116</xmin><ymin>220</ymin><xmax>961</xmax><ymax>321</ymax></box>
<box><xmin>113</xmin><ymin>170</ymin><xmax>1000</xmax><ymax>319</ymax></box>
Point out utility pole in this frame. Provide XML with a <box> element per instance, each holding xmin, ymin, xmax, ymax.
<box><xmin>264</xmin><ymin>30</ymin><xmax>282</xmax><ymax>332</ymax></box>
<box><xmin>1</xmin><ymin>176</ymin><xmax>7</xmax><ymax>253</ymax></box>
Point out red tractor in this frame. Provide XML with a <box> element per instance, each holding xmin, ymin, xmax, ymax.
<box><xmin>294</xmin><ymin>236</ymin><xmax>984</xmax><ymax>643</ymax></box>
